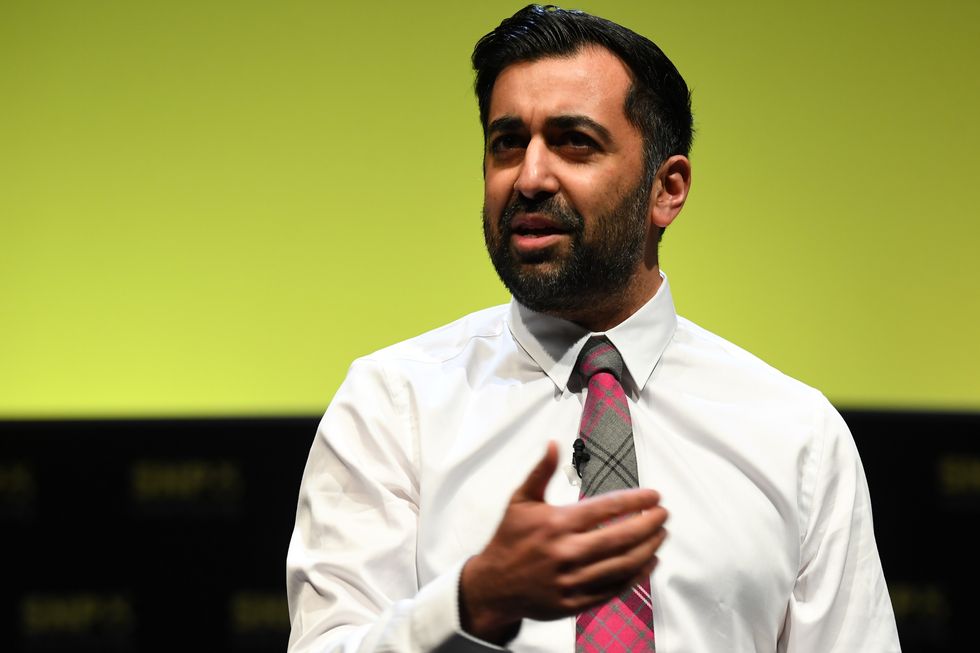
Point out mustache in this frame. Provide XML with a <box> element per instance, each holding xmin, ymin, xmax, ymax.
<box><xmin>500</xmin><ymin>195</ymin><xmax>584</xmax><ymax>232</ymax></box>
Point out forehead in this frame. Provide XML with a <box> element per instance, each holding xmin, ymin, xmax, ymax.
<box><xmin>487</xmin><ymin>47</ymin><xmax>634</xmax><ymax>128</ymax></box>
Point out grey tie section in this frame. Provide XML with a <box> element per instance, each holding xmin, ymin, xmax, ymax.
<box><xmin>576</xmin><ymin>337</ymin><xmax>640</xmax><ymax>498</ymax></box>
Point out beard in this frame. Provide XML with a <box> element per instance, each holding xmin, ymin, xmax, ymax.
<box><xmin>483</xmin><ymin>177</ymin><xmax>652</xmax><ymax>316</ymax></box>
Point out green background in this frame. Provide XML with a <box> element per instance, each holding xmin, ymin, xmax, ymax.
<box><xmin>2</xmin><ymin>0</ymin><xmax>978</xmax><ymax>417</ymax></box>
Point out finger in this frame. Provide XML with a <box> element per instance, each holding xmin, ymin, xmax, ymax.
<box><xmin>560</xmin><ymin>526</ymin><xmax>668</xmax><ymax>591</ymax></box>
<box><xmin>560</xmin><ymin>560</ymin><xmax>660</xmax><ymax>614</ymax></box>
<box><xmin>556</xmin><ymin>586</ymin><xmax>625</xmax><ymax>614</ymax></box>
<box><xmin>564</xmin><ymin>488</ymin><xmax>663</xmax><ymax>531</ymax></box>
<box><xmin>512</xmin><ymin>440</ymin><xmax>559</xmax><ymax>503</ymax></box>
<box><xmin>558</xmin><ymin>507</ymin><xmax>667</xmax><ymax>568</ymax></box>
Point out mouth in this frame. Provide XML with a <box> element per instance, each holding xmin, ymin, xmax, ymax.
<box><xmin>509</xmin><ymin>214</ymin><xmax>569</xmax><ymax>238</ymax></box>
<box><xmin>508</xmin><ymin>214</ymin><xmax>570</xmax><ymax>255</ymax></box>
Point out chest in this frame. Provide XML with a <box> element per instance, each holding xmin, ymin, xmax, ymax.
<box><xmin>412</xmin><ymin>377</ymin><xmax>803</xmax><ymax>649</ymax></box>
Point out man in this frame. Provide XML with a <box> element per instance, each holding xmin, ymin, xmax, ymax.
<box><xmin>287</xmin><ymin>5</ymin><xmax>900</xmax><ymax>652</ymax></box>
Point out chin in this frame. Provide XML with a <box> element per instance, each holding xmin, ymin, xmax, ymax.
<box><xmin>511</xmin><ymin>246</ymin><xmax>566</xmax><ymax>267</ymax></box>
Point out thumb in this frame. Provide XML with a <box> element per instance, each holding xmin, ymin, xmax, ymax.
<box><xmin>512</xmin><ymin>441</ymin><xmax>559</xmax><ymax>503</ymax></box>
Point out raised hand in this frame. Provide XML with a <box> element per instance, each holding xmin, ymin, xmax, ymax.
<box><xmin>459</xmin><ymin>441</ymin><xmax>668</xmax><ymax>644</ymax></box>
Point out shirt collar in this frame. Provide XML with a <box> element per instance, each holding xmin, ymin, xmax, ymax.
<box><xmin>506</xmin><ymin>272</ymin><xmax>678</xmax><ymax>393</ymax></box>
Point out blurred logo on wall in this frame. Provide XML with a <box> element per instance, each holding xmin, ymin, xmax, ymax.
<box><xmin>890</xmin><ymin>582</ymin><xmax>950</xmax><ymax>648</ymax></box>
<box><xmin>21</xmin><ymin>593</ymin><xmax>134</xmax><ymax>649</ymax></box>
<box><xmin>130</xmin><ymin>460</ymin><xmax>243</xmax><ymax>517</ymax></box>
<box><xmin>228</xmin><ymin>591</ymin><xmax>289</xmax><ymax>649</ymax></box>
<box><xmin>938</xmin><ymin>454</ymin><xmax>980</xmax><ymax>511</ymax></box>
<box><xmin>0</xmin><ymin>462</ymin><xmax>36</xmax><ymax>520</ymax></box>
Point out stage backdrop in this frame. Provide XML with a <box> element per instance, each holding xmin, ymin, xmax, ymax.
<box><xmin>2</xmin><ymin>0</ymin><xmax>979</xmax><ymax>417</ymax></box>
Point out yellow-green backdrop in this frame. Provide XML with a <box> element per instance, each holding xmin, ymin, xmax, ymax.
<box><xmin>2</xmin><ymin>0</ymin><xmax>978</xmax><ymax>417</ymax></box>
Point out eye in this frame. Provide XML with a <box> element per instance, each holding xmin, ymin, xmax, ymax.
<box><xmin>558</xmin><ymin>131</ymin><xmax>599</xmax><ymax>151</ymax></box>
<box><xmin>489</xmin><ymin>133</ymin><xmax>527</xmax><ymax>154</ymax></box>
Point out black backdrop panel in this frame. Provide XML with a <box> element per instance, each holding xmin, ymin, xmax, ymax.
<box><xmin>1</xmin><ymin>411</ymin><xmax>977</xmax><ymax>652</ymax></box>
<box><xmin>845</xmin><ymin>411</ymin><xmax>978</xmax><ymax>651</ymax></box>
<box><xmin>1</xmin><ymin>417</ymin><xmax>314</xmax><ymax>652</ymax></box>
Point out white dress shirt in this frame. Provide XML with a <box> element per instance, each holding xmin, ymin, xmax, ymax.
<box><xmin>286</xmin><ymin>274</ymin><xmax>900</xmax><ymax>652</ymax></box>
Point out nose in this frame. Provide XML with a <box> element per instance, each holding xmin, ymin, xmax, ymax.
<box><xmin>513</xmin><ymin>137</ymin><xmax>559</xmax><ymax>199</ymax></box>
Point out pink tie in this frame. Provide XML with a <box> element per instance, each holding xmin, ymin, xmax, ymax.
<box><xmin>574</xmin><ymin>337</ymin><xmax>655</xmax><ymax>652</ymax></box>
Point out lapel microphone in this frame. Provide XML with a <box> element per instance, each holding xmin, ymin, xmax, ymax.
<box><xmin>572</xmin><ymin>438</ymin><xmax>591</xmax><ymax>478</ymax></box>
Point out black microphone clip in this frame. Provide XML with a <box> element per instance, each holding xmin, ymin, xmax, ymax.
<box><xmin>572</xmin><ymin>438</ymin><xmax>590</xmax><ymax>478</ymax></box>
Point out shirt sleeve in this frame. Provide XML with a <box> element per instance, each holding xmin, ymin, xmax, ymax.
<box><xmin>779</xmin><ymin>397</ymin><xmax>901</xmax><ymax>652</ymax></box>
<box><xmin>285</xmin><ymin>358</ymin><xmax>508</xmax><ymax>653</ymax></box>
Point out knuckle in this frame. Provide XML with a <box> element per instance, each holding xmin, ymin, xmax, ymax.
<box><xmin>589</xmin><ymin>493</ymin><xmax>617</xmax><ymax>517</ymax></box>
<box><xmin>545</xmin><ymin>510</ymin><xmax>569</xmax><ymax>534</ymax></box>
<box><xmin>557</xmin><ymin>595</ymin><xmax>577</xmax><ymax>612</ymax></box>
<box><xmin>607</xmin><ymin>492</ymin><xmax>628</xmax><ymax>514</ymax></box>
<box><xmin>605</xmin><ymin>528</ymin><xmax>631</xmax><ymax>551</ymax></box>
<box><xmin>554</xmin><ymin>571</ymin><xmax>578</xmax><ymax>592</ymax></box>
<box><xmin>551</xmin><ymin>539</ymin><xmax>581</xmax><ymax>564</ymax></box>
<box><xmin>561</xmin><ymin>593</ymin><xmax>591</xmax><ymax>612</ymax></box>
<box><xmin>617</xmin><ymin>549</ymin><xmax>653</xmax><ymax>581</ymax></box>
<box><xmin>640</xmin><ymin>508</ymin><xmax>666</xmax><ymax>533</ymax></box>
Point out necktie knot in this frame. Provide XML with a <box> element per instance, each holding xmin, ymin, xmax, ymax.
<box><xmin>576</xmin><ymin>336</ymin><xmax>625</xmax><ymax>382</ymax></box>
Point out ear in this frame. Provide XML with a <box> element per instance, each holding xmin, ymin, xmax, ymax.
<box><xmin>650</xmin><ymin>155</ymin><xmax>692</xmax><ymax>229</ymax></box>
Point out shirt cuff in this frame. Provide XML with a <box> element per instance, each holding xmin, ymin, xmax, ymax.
<box><xmin>413</xmin><ymin>559</ymin><xmax>511</xmax><ymax>652</ymax></box>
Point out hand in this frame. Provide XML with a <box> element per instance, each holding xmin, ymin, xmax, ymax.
<box><xmin>459</xmin><ymin>441</ymin><xmax>668</xmax><ymax>644</ymax></box>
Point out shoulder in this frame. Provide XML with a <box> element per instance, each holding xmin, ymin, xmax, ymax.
<box><xmin>666</xmin><ymin>317</ymin><xmax>852</xmax><ymax>515</ymax></box>
<box><xmin>355</xmin><ymin>303</ymin><xmax>512</xmax><ymax>368</ymax></box>
<box><xmin>332</xmin><ymin>303</ymin><xmax>524</xmax><ymax>426</ymax></box>
<box><xmin>666</xmin><ymin>315</ymin><xmax>830</xmax><ymax>413</ymax></box>
<box><xmin>324</xmin><ymin>303</ymin><xmax>513</xmax><ymax>425</ymax></box>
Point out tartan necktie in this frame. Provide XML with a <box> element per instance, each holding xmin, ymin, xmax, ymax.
<box><xmin>574</xmin><ymin>336</ymin><xmax>655</xmax><ymax>652</ymax></box>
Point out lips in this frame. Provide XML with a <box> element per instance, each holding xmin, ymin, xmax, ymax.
<box><xmin>506</xmin><ymin>213</ymin><xmax>570</xmax><ymax>257</ymax></box>
<box><xmin>509</xmin><ymin>214</ymin><xmax>568</xmax><ymax>238</ymax></box>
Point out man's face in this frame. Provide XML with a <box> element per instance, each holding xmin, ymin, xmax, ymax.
<box><xmin>482</xmin><ymin>47</ymin><xmax>653</xmax><ymax>317</ymax></box>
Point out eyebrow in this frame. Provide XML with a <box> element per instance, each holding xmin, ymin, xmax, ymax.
<box><xmin>487</xmin><ymin>115</ymin><xmax>525</xmax><ymax>137</ymax></box>
<box><xmin>546</xmin><ymin>115</ymin><xmax>612</xmax><ymax>144</ymax></box>
<box><xmin>486</xmin><ymin>114</ymin><xmax>613</xmax><ymax>145</ymax></box>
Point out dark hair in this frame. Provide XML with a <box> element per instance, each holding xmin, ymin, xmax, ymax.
<box><xmin>472</xmin><ymin>4</ymin><xmax>693</xmax><ymax>177</ymax></box>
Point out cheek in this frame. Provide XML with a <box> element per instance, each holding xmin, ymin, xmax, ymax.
<box><xmin>559</xmin><ymin>179</ymin><xmax>598</xmax><ymax>217</ymax></box>
<box><xmin>574</xmin><ymin>170</ymin><xmax>631</xmax><ymax>212</ymax></box>
<box><xmin>484</xmin><ymin>174</ymin><xmax>513</xmax><ymax>215</ymax></box>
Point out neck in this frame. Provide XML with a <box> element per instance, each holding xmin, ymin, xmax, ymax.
<box><xmin>551</xmin><ymin>266</ymin><xmax>663</xmax><ymax>332</ymax></box>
